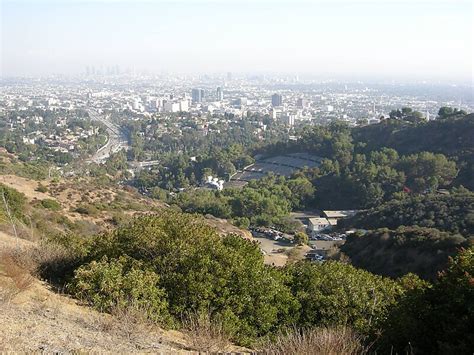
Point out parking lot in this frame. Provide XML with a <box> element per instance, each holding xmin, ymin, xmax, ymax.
<box><xmin>253</xmin><ymin>236</ymin><xmax>293</xmax><ymax>266</ymax></box>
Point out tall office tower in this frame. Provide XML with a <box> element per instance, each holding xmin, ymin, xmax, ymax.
<box><xmin>192</xmin><ymin>88</ymin><xmax>202</xmax><ymax>103</ymax></box>
<box><xmin>272</xmin><ymin>93</ymin><xmax>283</xmax><ymax>107</ymax></box>
<box><xmin>216</xmin><ymin>87</ymin><xmax>224</xmax><ymax>101</ymax></box>
<box><xmin>227</xmin><ymin>72</ymin><xmax>232</xmax><ymax>81</ymax></box>
<box><xmin>179</xmin><ymin>100</ymin><xmax>189</xmax><ymax>112</ymax></box>
<box><xmin>297</xmin><ymin>98</ymin><xmax>308</xmax><ymax>108</ymax></box>
<box><xmin>200</xmin><ymin>89</ymin><xmax>205</xmax><ymax>100</ymax></box>
<box><xmin>233</xmin><ymin>97</ymin><xmax>247</xmax><ymax>106</ymax></box>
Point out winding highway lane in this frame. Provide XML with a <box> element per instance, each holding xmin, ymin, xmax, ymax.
<box><xmin>87</xmin><ymin>108</ymin><xmax>129</xmax><ymax>164</ymax></box>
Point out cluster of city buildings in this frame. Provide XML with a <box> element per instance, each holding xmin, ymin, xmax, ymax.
<box><xmin>1</xmin><ymin>74</ymin><xmax>471</xmax><ymax>159</ymax></box>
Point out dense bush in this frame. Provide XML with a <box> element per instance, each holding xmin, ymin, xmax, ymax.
<box><xmin>40</xmin><ymin>199</ymin><xmax>61</xmax><ymax>211</ymax></box>
<box><xmin>0</xmin><ymin>183</ymin><xmax>27</xmax><ymax>221</ymax></box>
<box><xmin>42</xmin><ymin>211</ymin><xmax>472</xmax><ymax>349</ymax></box>
<box><xmin>62</xmin><ymin>211</ymin><xmax>298</xmax><ymax>345</ymax></box>
<box><xmin>174</xmin><ymin>174</ymin><xmax>312</xmax><ymax>230</ymax></box>
<box><xmin>340</xmin><ymin>189</ymin><xmax>474</xmax><ymax>237</ymax></box>
<box><xmin>35</xmin><ymin>183</ymin><xmax>48</xmax><ymax>193</ymax></box>
<box><xmin>70</xmin><ymin>255</ymin><xmax>170</xmax><ymax>324</ymax></box>
<box><xmin>379</xmin><ymin>247</ymin><xmax>474</xmax><ymax>354</ymax></box>
<box><xmin>340</xmin><ymin>226</ymin><xmax>470</xmax><ymax>280</ymax></box>
<box><xmin>352</xmin><ymin>113</ymin><xmax>474</xmax><ymax>189</ymax></box>
<box><xmin>286</xmin><ymin>261</ymin><xmax>403</xmax><ymax>334</ymax></box>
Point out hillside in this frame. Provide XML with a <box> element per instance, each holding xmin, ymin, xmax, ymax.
<box><xmin>340</xmin><ymin>226</ymin><xmax>469</xmax><ymax>280</ymax></box>
<box><xmin>352</xmin><ymin>114</ymin><xmax>474</xmax><ymax>189</ymax></box>
<box><xmin>352</xmin><ymin>114</ymin><xmax>474</xmax><ymax>157</ymax></box>
<box><xmin>0</xmin><ymin>232</ymin><xmax>192</xmax><ymax>353</ymax></box>
<box><xmin>0</xmin><ymin>171</ymin><xmax>251</xmax><ymax>240</ymax></box>
<box><xmin>339</xmin><ymin>190</ymin><xmax>474</xmax><ymax>237</ymax></box>
<box><xmin>0</xmin><ymin>174</ymin><xmax>162</xmax><ymax>239</ymax></box>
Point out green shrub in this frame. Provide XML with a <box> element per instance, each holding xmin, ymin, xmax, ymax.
<box><xmin>379</xmin><ymin>247</ymin><xmax>474</xmax><ymax>354</ymax></box>
<box><xmin>70</xmin><ymin>255</ymin><xmax>171</xmax><ymax>325</ymax></box>
<box><xmin>44</xmin><ymin>210</ymin><xmax>471</xmax><ymax>349</ymax></box>
<box><xmin>340</xmin><ymin>226</ymin><xmax>469</xmax><ymax>280</ymax></box>
<box><xmin>35</xmin><ymin>184</ymin><xmax>48</xmax><ymax>193</ymax></box>
<box><xmin>232</xmin><ymin>216</ymin><xmax>250</xmax><ymax>229</ymax></box>
<box><xmin>0</xmin><ymin>183</ymin><xmax>26</xmax><ymax>221</ymax></box>
<box><xmin>62</xmin><ymin>211</ymin><xmax>298</xmax><ymax>345</ymax></box>
<box><xmin>294</xmin><ymin>232</ymin><xmax>309</xmax><ymax>246</ymax></box>
<box><xmin>73</xmin><ymin>204</ymin><xmax>99</xmax><ymax>216</ymax></box>
<box><xmin>40</xmin><ymin>199</ymin><xmax>61</xmax><ymax>211</ymax></box>
<box><xmin>286</xmin><ymin>261</ymin><xmax>403</xmax><ymax>335</ymax></box>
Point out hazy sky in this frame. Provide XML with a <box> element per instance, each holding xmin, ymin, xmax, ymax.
<box><xmin>1</xmin><ymin>0</ymin><xmax>473</xmax><ymax>82</ymax></box>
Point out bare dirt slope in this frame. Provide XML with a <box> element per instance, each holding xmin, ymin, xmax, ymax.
<box><xmin>0</xmin><ymin>175</ymin><xmax>51</xmax><ymax>201</ymax></box>
<box><xmin>0</xmin><ymin>283</ymin><xmax>190</xmax><ymax>353</ymax></box>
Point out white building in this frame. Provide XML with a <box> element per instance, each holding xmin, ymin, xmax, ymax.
<box><xmin>281</xmin><ymin>114</ymin><xmax>296</xmax><ymax>127</ymax></box>
<box><xmin>163</xmin><ymin>102</ymin><xmax>180</xmax><ymax>113</ymax></box>
<box><xmin>179</xmin><ymin>100</ymin><xmax>189</xmax><ymax>112</ymax></box>
<box><xmin>204</xmin><ymin>175</ymin><xmax>224</xmax><ymax>191</ymax></box>
<box><xmin>308</xmin><ymin>218</ymin><xmax>331</xmax><ymax>234</ymax></box>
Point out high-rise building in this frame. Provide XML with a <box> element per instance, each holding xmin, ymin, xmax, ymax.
<box><xmin>192</xmin><ymin>88</ymin><xmax>202</xmax><ymax>103</ymax></box>
<box><xmin>297</xmin><ymin>98</ymin><xmax>309</xmax><ymax>108</ymax></box>
<box><xmin>226</xmin><ymin>72</ymin><xmax>232</xmax><ymax>81</ymax></box>
<box><xmin>281</xmin><ymin>114</ymin><xmax>296</xmax><ymax>127</ymax></box>
<box><xmin>232</xmin><ymin>97</ymin><xmax>247</xmax><ymax>106</ymax></box>
<box><xmin>216</xmin><ymin>87</ymin><xmax>224</xmax><ymax>101</ymax></box>
<box><xmin>163</xmin><ymin>102</ymin><xmax>180</xmax><ymax>113</ymax></box>
<box><xmin>272</xmin><ymin>93</ymin><xmax>282</xmax><ymax>107</ymax></box>
<box><xmin>179</xmin><ymin>100</ymin><xmax>189</xmax><ymax>112</ymax></box>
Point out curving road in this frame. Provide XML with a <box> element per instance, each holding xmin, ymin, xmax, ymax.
<box><xmin>87</xmin><ymin>108</ymin><xmax>129</xmax><ymax>164</ymax></box>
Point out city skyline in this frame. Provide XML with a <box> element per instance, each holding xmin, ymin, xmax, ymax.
<box><xmin>1</xmin><ymin>0</ymin><xmax>473</xmax><ymax>84</ymax></box>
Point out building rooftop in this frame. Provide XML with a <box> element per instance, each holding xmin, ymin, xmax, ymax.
<box><xmin>322</xmin><ymin>210</ymin><xmax>358</xmax><ymax>219</ymax></box>
<box><xmin>309</xmin><ymin>217</ymin><xmax>330</xmax><ymax>225</ymax></box>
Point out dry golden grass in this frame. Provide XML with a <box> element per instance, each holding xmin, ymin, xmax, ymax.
<box><xmin>182</xmin><ymin>312</ymin><xmax>232</xmax><ymax>353</ymax></box>
<box><xmin>0</xmin><ymin>281</ymin><xmax>18</xmax><ymax>304</ymax></box>
<box><xmin>0</xmin><ymin>249</ymin><xmax>35</xmax><ymax>303</ymax></box>
<box><xmin>259</xmin><ymin>326</ymin><xmax>368</xmax><ymax>355</ymax></box>
<box><xmin>109</xmin><ymin>304</ymin><xmax>152</xmax><ymax>342</ymax></box>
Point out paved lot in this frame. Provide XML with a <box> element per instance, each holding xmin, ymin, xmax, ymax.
<box><xmin>254</xmin><ymin>236</ymin><xmax>293</xmax><ymax>266</ymax></box>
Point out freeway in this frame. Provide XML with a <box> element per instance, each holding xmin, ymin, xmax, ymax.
<box><xmin>129</xmin><ymin>160</ymin><xmax>161</xmax><ymax>169</ymax></box>
<box><xmin>87</xmin><ymin>109</ymin><xmax>129</xmax><ymax>164</ymax></box>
